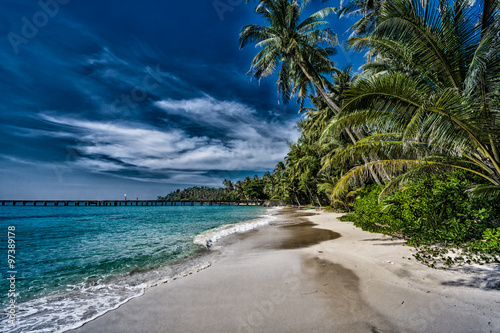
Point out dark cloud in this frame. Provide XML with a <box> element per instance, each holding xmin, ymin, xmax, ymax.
<box><xmin>0</xmin><ymin>0</ymin><xmax>360</xmax><ymax>199</ymax></box>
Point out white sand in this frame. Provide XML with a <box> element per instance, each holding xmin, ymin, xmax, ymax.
<box><xmin>304</xmin><ymin>211</ymin><xmax>500</xmax><ymax>333</ymax></box>
<box><xmin>70</xmin><ymin>209</ymin><xmax>500</xmax><ymax>333</ymax></box>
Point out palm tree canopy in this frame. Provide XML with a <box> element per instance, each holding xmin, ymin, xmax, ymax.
<box><xmin>240</xmin><ymin>0</ymin><xmax>339</xmax><ymax>104</ymax></box>
<box><xmin>336</xmin><ymin>0</ymin><xmax>386</xmax><ymax>38</ymax></box>
<box><xmin>328</xmin><ymin>0</ymin><xmax>500</xmax><ymax>199</ymax></box>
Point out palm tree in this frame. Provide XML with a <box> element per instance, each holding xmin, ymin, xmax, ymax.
<box><xmin>336</xmin><ymin>0</ymin><xmax>386</xmax><ymax>38</ymax></box>
<box><xmin>241</xmin><ymin>0</ymin><xmax>388</xmax><ymax>185</ymax></box>
<box><xmin>223</xmin><ymin>179</ymin><xmax>234</xmax><ymax>192</ymax></box>
<box><xmin>235</xmin><ymin>180</ymin><xmax>244</xmax><ymax>199</ymax></box>
<box><xmin>285</xmin><ymin>140</ymin><xmax>323</xmax><ymax>205</ymax></box>
<box><xmin>240</xmin><ymin>0</ymin><xmax>340</xmax><ymax>111</ymax></box>
<box><xmin>271</xmin><ymin>161</ymin><xmax>293</xmax><ymax>202</ymax></box>
<box><xmin>328</xmin><ymin>0</ymin><xmax>500</xmax><ymax>200</ymax></box>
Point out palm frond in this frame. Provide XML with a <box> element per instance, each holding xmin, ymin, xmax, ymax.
<box><xmin>466</xmin><ymin>184</ymin><xmax>500</xmax><ymax>200</ymax></box>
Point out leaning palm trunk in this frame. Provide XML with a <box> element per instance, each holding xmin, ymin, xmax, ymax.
<box><xmin>240</xmin><ymin>0</ymin><xmax>386</xmax><ymax>189</ymax></box>
<box><xmin>296</xmin><ymin>59</ymin><xmax>385</xmax><ymax>185</ymax></box>
<box><xmin>304</xmin><ymin>183</ymin><xmax>322</xmax><ymax>206</ymax></box>
<box><xmin>294</xmin><ymin>194</ymin><xmax>301</xmax><ymax>206</ymax></box>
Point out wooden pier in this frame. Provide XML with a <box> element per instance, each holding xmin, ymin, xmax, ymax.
<box><xmin>0</xmin><ymin>200</ymin><xmax>264</xmax><ymax>207</ymax></box>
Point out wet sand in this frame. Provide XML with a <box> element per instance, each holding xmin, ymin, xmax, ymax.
<box><xmin>70</xmin><ymin>209</ymin><xmax>500</xmax><ymax>333</ymax></box>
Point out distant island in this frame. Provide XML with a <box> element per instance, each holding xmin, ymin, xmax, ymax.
<box><xmin>158</xmin><ymin>174</ymin><xmax>273</xmax><ymax>202</ymax></box>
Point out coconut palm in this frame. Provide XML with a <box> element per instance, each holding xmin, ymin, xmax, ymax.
<box><xmin>240</xmin><ymin>0</ymin><xmax>340</xmax><ymax>111</ymax></box>
<box><xmin>271</xmin><ymin>161</ymin><xmax>288</xmax><ymax>200</ymax></box>
<box><xmin>336</xmin><ymin>0</ymin><xmax>386</xmax><ymax>38</ymax></box>
<box><xmin>223</xmin><ymin>179</ymin><xmax>234</xmax><ymax>192</ymax></box>
<box><xmin>328</xmin><ymin>0</ymin><xmax>500</xmax><ymax>200</ymax></box>
<box><xmin>241</xmin><ymin>0</ymin><xmax>389</xmax><ymax>185</ymax></box>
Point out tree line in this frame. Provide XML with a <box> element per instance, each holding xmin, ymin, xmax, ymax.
<box><xmin>238</xmin><ymin>0</ymin><xmax>499</xmax><ymax>263</ymax></box>
<box><xmin>160</xmin><ymin>0</ymin><xmax>500</xmax><ymax>263</ymax></box>
<box><xmin>157</xmin><ymin>174</ymin><xmax>273</xmax><ymax>201</ymax></box>
<box><xmin>240</xmin><ymin>0</ymin><xmax>500</xmax><ymax>206</ymax></box>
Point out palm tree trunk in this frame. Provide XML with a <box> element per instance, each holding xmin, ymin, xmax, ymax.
<box><xmin>295</xmin><ymin>194</ymin><xmax>301</xmax><ymax>206</ymax></box>
<box><xmin>315</xmin><ymin>194</ymin><xmax>322</xmax><ymax>207</ymax></box>
<box><xmin>306</xmin><ymin>185</ymin><xmax>321</xmax><ymax>207</ymax></box>
<box><xmin>313</xmin><ymin>178</ymin><xmax>323</xmax><ymax>206</ymax></box>
<box><xmin>295</xmin><ymin>60</ymin><xmax>340</xmax><ymax>113</ymax></box>
<box><xmin>299</xmin><ymin>61</ymin><xmax>359</xmax><ymax>144</ymax></box>
<box><xmin>304</xmin><ymin>184</ymin><xmax>315</xmax><ymax>206</ymax></box>
<box><xmin>296</xmin><ymin>60</ymin><xmax>384</xmax><ymax>185</ymax></box>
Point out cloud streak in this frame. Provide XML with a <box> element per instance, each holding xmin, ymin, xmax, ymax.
<box><xmin>38</xmin><ymin>95</ymin><xmax>299</xmax><ymax>181</ymax></box>
<box><xmin>1</xmin><ymin>0</ymin><xmax>326</xmax><ymax>198</ymax></box>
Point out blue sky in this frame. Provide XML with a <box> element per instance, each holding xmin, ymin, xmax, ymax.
<box><xmin>0</xmin><ymin>0</ymin><xmax>362</xmax><ymax>199</ymax></box>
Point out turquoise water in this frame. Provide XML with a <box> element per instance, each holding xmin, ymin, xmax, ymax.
<box><xmin>0</xmin><ymin>205</ymin><xmax>272</xmax><ymax>332</ymax></box>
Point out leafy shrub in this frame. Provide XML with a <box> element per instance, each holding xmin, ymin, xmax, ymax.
<box><xmin>341</xmin><ymin>171</ymin><xmax>500</xmax><ymax>264</ymax></box>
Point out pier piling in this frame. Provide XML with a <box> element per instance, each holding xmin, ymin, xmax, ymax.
<box><xmin>0</xmin><ymin>200</ymin><xmax>264</xmax><ymax>207</ymax></box>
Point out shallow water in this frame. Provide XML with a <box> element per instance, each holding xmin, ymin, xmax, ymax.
<box><xmin>0</xmin><ymin>205</ymin><xmax>274</xmax><ymax>332</ymax></box>
<box><xmin>278</xmin><ymin>221</ymin><xmax>341</xmax><ymax>249</ymax></box>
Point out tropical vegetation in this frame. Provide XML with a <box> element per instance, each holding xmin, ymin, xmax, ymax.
<box><xmin>160</xmin><ymin>0</ymin><xmax>500</xmax><ymax>264</ymax></box>
<box><xmin>158</xmin><ymin>175</ymin><xmax>272</xmax><ymax>202</ymax></box>
<box><xmin>238</xmin><ymin>0</ymin><xmax>500</xmax><ymax>264</ymax></box>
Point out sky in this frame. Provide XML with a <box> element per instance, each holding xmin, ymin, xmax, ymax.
<box><xmin>0</xmin><ymin>0</ymin><xmax>363</xmax><ymax>200</ymax></box>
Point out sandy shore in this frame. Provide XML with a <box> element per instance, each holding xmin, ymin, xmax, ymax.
<box><xmin>70</xmin><ymin>209</ymin><xmax>500</xmax><ymax>333</ymax></box>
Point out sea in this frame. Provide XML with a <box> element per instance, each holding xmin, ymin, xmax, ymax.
<box><xmin>0</xmin><ymin>204</ymin><xmax>278</xmax><ymax>332</ymax></box>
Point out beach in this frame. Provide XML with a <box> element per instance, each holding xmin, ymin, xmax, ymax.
<box><xmin>70</xmin><ymin>208</ymin><xmax>500</xmax><ymax>333</ymax></box>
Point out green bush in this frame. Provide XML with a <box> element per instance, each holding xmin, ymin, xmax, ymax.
<box><xmin>338</xmin><ymin>184</ymin><xmax>394</xmax><ymax>233</ymax></box>
<box><xmin>341</xmin><ymin>171</ymin><xmax>500</xmax><ymax>263</ymax></box>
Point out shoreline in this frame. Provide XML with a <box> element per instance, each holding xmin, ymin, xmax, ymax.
<box><xmin>70</xmin><ymin>208</ymin><xmax>500</xmax><ymax>333</ymax></box>
<box><xmin>305</xmin><ymin>211</ymin><xmax>500</xmax><ymax>332</ymax></box>
<box><xmin>2</xmin><ymin>205</ymin><xmax>274</xmax><ymax>333</ymax></box>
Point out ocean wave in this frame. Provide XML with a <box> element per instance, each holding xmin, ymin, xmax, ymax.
<box><xmin>194</xmin><ymin>207</ymin><xmax>281</xmax><ymax>248</ymax></box>
<box><xmin>0</xmin><ymin>206</ymin><xmax>279</xmax><ymax>333</ymax></box>
<box><xmin>1</xmin><ymin>257</ymin><xmax>216</xmax><ymax>333</ymax></box>
<box><xmin>1</xmin><ymin>283</ymin><xmax>143</xmax><ymax>333</ymax></box>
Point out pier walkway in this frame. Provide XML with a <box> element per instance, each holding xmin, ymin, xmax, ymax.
<box><xmin>0</xmin><ymin>200</ymin><xmax>264</xmax><ymax>207</ymax></box>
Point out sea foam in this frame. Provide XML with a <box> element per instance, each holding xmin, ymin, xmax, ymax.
<box><xmin>0</xmin><ymin>207</ymin><xmax>277</xmax><ymax>333</ymax></box>
<box><xmin>194</xmin><ymin>207</ymin><xmax>281</xmax><ymax>248</ymax></box>
<box><xmin>1</xmin><ymin>255</ymin><xmax>218</xmax><ymax>333</ymax></box>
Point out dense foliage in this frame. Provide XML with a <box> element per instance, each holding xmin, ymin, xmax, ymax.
<box><xmin>340</xmin><ymin>172</ymin><xmax>500</xmax><ymax>265</ymax></box>
<box><xmin>158</xmin><ymin>175</ymin><xmax>273</xmax><ymax>201</ymax></box>
<box><xmin>158</xmin><ymin>186</ymin><xmax>228</xmax><ymax>201</ymax></box>
<box><xmin>341</xmin><ymin>172</ymin><xmax>500</xmax><ymax>245</ymax></box>
<box><xmin>234</xmin><ymin>0</ymin><xmax>500</xmax><ymax>264</ymax></box>
<box><xmin>330</xmin><ymin>0</ymin><xmax>500</xmax><ymax>200</ymax></box>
